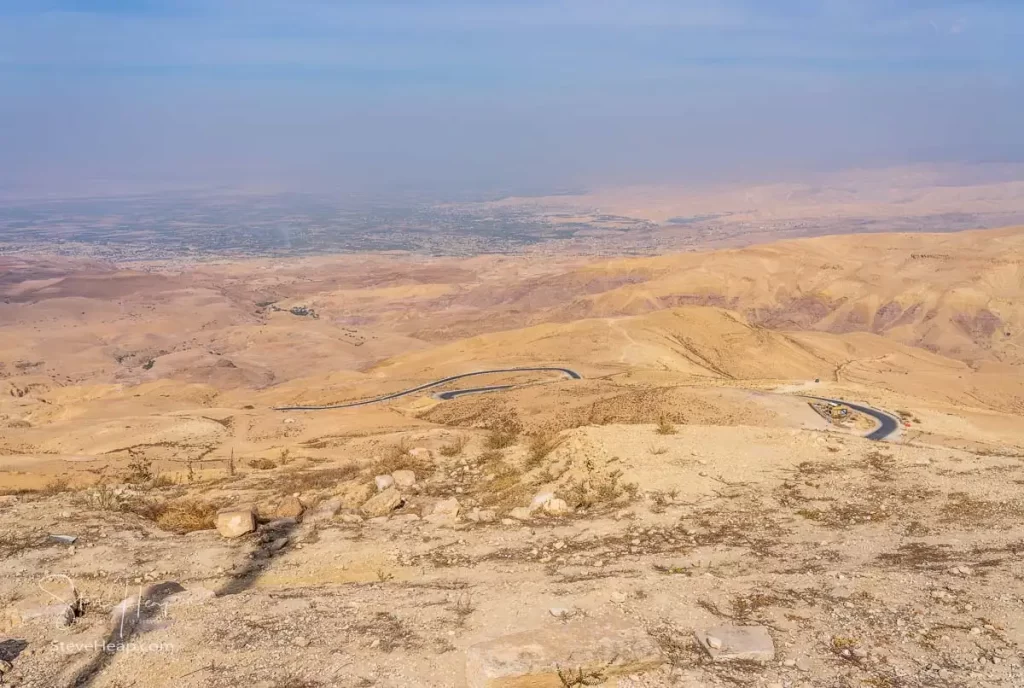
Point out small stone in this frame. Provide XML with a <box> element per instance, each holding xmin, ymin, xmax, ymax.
<box><xmin>360</xmin><ymin>488</ymin><xmax>403</xmax><ymax>518</ymax></box>
<box><xmin>467</xmin><ymin>508</ymin><xmax>496</xmax><ymax>523</ymax></box>
<box><xmin>392</xmin><ymin>470</ymin><xmax>416</xmax><ymax>488</ymax></box>
<box><xmin>610</xmin><ymin>591</ymin><xmax>628</xmax><ymax>603</ymax></box>
<box><xmin>0</xmin><ymin>659</ymin><xmax>11</xmax><ymax>673</ymax></box>
<box><xmin>783</xmin><ymin>659</ymin><xmax>796</xmax><ymax>667</ymax></box>
<box><xmin>542</xmin><ymin>498</ymin><xmax>570</xmax><ymax>516</ymax></box>
<box><xmin>268</xmin><ymin>537</ymin><xmax>289</xmax><ymax>552</ymax></box>
<box><xmin>429</xmin><ymin>497</ymin><xmax>461</xmax><ymax>520</ymax></box>
<box><xmin>695</xmin><ymin>626</ymin><xmax>775</xmax><ymax>663</ymax></box>
<box><xmin>529</xmin><ymin>492</ymin><xmax>555</xmax><ymax>512</ymax></box>
<box><xmin>374</xmin><ymin>474</ymin><xmax>395</xmax><ymax>492</ymax></box>
<box><xmin>305</xmin><ymin>497</ymin><xmax>342</xmax><ymax>523</ymax></box>
<box><xmin>216</xmin><ymin>505</ymin><xmax>257</xmax><ymax>538</ymax></box>
<box><xmin>294</xmin><ymin>636</ymin><xmax>309</xmax><ymax>648</ymax></box>
<box><xmin>510</xmin><ymin>507</ymin><xmax>533</xmax><ymax>521</ymax></box>
<box><xmin>549</xmin><ymin>608</ymin><xmax>572</xmax><ymax>618</ymax></box>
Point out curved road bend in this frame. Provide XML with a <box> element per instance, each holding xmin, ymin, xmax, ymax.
<box><xmin>803</xmin><ymin>396</ymin><xmax>900</xmax><ymax>441</ymax></box>
<box><xmin>435</xmin><ymin>384</ymin><xmax>516</xmax><ymax>400</ymax></box>
<box><xmin>273</xmin><ymin>367</ymin><xmax>581</xmax><ymax>411</ymax></box>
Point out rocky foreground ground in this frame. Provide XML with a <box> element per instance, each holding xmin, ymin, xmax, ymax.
<box><xmin>1</xmin><ymin>423</ymin><xmax>1023</xmax><ymax>687</ymax></box>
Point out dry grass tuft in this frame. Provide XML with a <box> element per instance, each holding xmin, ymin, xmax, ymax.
<box><xmin>370</xmin><ymin>439</ymin><xmax>431</xmax><ymax>475</ymax></box>
<box><xmin>524</xmin><ymin>430</ymin><xmax>565</xmax><ymax>470</ymax></box>
<box><xmin>564</xmin><ymin>467</ymin><xmax>638</xmax><ymax>511</ymax></box>
<box><xmin>485</xmin><ymin>414</ymin><xmax>522</xmax><ymax>450</ymax></box>
<box><xmin>655</xmin><ymin>415</ymin><xmax>677</xmax><ymax>435</ymax></box>
<box><xmin>152</xmin><ymin>499</ymin><xmax>218</xmax><ymax>533</ymax></box>
<box><xmin>41</xmin><ymin>477</ymin><xmax>72</xmax><ymax>495</ymax></box>
<box><xmin>438</xmin><ymin>434</ymin><xmax>469</xmax><ymax>457</ymax></box>
<box><xmin>474</xmin><ymin>451</ymin><xmax>531</xmax><ymax>511</ymax></box>
<box><xmin>248</xmin><ymin>457</ymin><xmax>277</xmax><ymax>470</ymax></box>
<box><xmin>275</xmin><ymin>464</ymin><xmax>361</xmax><ymax>494</ymax></box>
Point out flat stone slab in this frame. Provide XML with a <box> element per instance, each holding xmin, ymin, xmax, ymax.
<box><xmin>216</xmin><ymin>504</ymin><xmax>257</xmax><ymax>538</ymax></box>
<box><xmin>466</xmin><ymin>615</ymin><xmax>664</xmax><ymax>688</ymax></box>
<box><xmin>695</xmin><ymin>625</ymin><xmax>775</xmax><ymax>663</ymax></box>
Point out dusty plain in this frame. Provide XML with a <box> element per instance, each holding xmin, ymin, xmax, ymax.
<box><xmin>1</xmin><ymin>183</ymin><xmax>1023</xmax><ymax>687</ymax></box>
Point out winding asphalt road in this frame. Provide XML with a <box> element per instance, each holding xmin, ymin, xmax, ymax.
<box><xmin>804</xmin><ymin>396</ymin><xmax>900</xmax><ymax>441</ymax></box>
<box><xmin>273</xmin><ymin>367</ymin><xmax>581</xmax><ymax>411</ymax></box>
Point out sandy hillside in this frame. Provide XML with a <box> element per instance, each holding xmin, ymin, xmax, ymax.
<box><xmin>1</xmin><ymin>226</ymin><xmax>1023</xmax><ymax>687</ymax></box>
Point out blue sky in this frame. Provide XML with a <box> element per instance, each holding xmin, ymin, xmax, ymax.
<box><xmin>1</xmin><ymin>1</ymin><xmax>1022</xmax><ymax>195</ymax></box>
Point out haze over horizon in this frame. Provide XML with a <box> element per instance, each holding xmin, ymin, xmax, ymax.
<box><xmin>1</xmin><ymin>0</ymin><xmax>1022</xmax><ymax>197</ymax></box>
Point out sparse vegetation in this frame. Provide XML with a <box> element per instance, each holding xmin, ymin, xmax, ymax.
<box><xmin>525</xmin><ymin>430</ymin><xmax>565</xmax><ymax>470</ymax></box>
<box><xmin>248</xmin><ymin>457</ymin><xmax>277</xmax><ymax>470</ymax></box>
<box><xmin>655</xmin><ymin>415</ymin><xmax>677</xmax><ymax>435</ymax></box>
<box><xmin>41</xmin><ymin>477</ymin><xmax>71</xmax><ymax>495</ymax></box>
<box><xmin>485</xmin><ymin>414</ymin><xmax>522</xmax><ymax>450</ymax></box>
<box><xmin>438</xmin><ymin>434</ymin><xmax>469</xmax><ymax>457</ymax></box>
<box><xmin>371</xmin><ymin>439</ymin><xmax>430</xmax><ymax>475</ymax></box>
<box><xmin>151</xmin><ymin>499</ymin><xmax>218</xmax><ymax>533</ymax></box>
<box><xmin>126</xmin><ymin>456</ymin><xmax>154</xmax><ymax>483</ymax></box>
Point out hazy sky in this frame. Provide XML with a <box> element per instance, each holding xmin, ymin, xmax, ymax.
<box><xmin>1</xmin><ymin>1</ymin><xmax>1022</xmax><ymax>196</ymax></box>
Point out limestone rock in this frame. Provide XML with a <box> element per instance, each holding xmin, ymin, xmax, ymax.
<box><xmin>375</xmin><ymin>474</ymin><xmax>395</xmax><ymax>492</ymax></box>
<box><xmin>466</xmin><ymin>615</ymin><xmax>664</xmax><ymax>688</ymax></box>
<box><xmin>467</xmin><ymin>508</ymin><xmax>496</xmax><ymax>523</ymax></box>
<box><xmin>5</xmin><ymin>601</ymin><xmax>76</xmax><ymax>631</ymax></box>
<box><xmin>542</xmin><ymin>498</ymin><xmax>569</xmax><ymax>516</ymax></box>
<box><xmin>361</xmin><ymin>487</ymin><xmax>403</xmax><ymax>518</ymax></box>
<box><xmin>529</xmin><ymin>492</ymin><xmax>555</xmax><ymax>512</ymax></box>
<box><xmin>695</xmin><ymin>625</ymin><xmax>775</xmax><ymax>663</ymax></box>
<box><xmin>305</xmin><ymin>497</ymin><xmax>342</xmax><ymax>523</ymax></box>
<box><xmin>392</xmin><ymin>469</ymin><xmax>416</xmax><ymax>488</ymax></box>
<box><xmin>509</xmin><ymin>507</ymin><xmax>533</xmax><ymax>521</ymax></box>
<box><xmin>432</xmin><ymin>497</ymin><xmax>460</xmax><ymax>518</ymax></box>
<box><xmin>216</xmin><ymin>505</ymin><xmax>257</xmax><ymax>538</ymax></box>
<box><xmin>275</xmin><ymin>495</ymin><xmax>304</xmax><ymax>521</ymax></box>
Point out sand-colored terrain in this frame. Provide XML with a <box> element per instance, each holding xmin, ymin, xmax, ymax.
<box><xmin>1</xmin><ymin>225</ymin><xmax>1023</xmax><ymax>687</ymax></box>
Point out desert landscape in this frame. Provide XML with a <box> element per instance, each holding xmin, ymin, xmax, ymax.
<box><xmin>1</xmin><ymin>210</ymin><xmax>1023</xmax><ymax>687</ymax></box>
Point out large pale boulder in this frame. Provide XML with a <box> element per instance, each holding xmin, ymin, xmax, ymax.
<box><xmin>392</xmin><ymin>470</ymin><xmax>416</xmax><ymax>488</ymax></box>
<box><xmin>216</xmin><ymin>505</ymin><xmax>257</xmax><ymax>538</ymax></box>
<box><xmin>275</xmin><ymin>495</ymin><xmax>305</xmax><ymax>521</ymax></box>
<box><xmin>466</xmin><ymin>616</ymin><xmax>664</xmax><ymax>688</ymax></box>
<box><xmin>360</xmin><ymin>487</ymin><xmax>403</xmax><ymax>518</ymax></box>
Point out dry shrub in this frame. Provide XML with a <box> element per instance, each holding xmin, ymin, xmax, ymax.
<box><xmin>565</xmin><ymin>468</ymin><xmax>638</xmax><ymax>511</ymax></box>
<box><xmin>371</xmin><ymin>439</ymin><xmax>430</xmax><ymax>475</ymax></box>
<box><xmin>276</xmin><ymin>464</ymin><xmax>361</xmax><ymax>493</ymax></box>
<box><xmin>655</xmin><ymin>415</ymin><xmax>677</xmax><ymax>435</ymax></box>
<box><xmin>152</xmin><ymin>499</ymin><xmax>218</xmax><ymax>534</ymax></box>
<box><xmin>484</xmin><ymin>413</ymin><xmax>522</xmax><ymax>450</ymax></box>
<box><xmin>475</xmin><ymin>451</ymin><xmax>531</xmax><ymax>511</ymax></box>
<box><xmin>41</xmin><ymin>477</ymin><xmax>72</xmax><ymax>495</ymax></box>
<box><xmin>248</xmin><ymin>457</ymin><xmax>277</xmax><ymax>470</ymax></box>
<box><xmin>524</xmin><ymin>430</ymin><xmax>565</xmax><ymax>470</ymax></box>
<box><xmin>439</xmin><ymin>434</ymin><xmax>469</xmax><ymax>457</ymax></box>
